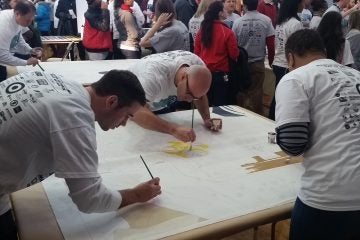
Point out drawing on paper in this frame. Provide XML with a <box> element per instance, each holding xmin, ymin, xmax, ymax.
<box><xmin>162</xmin><ymin>141</ymin><xmax>209</xmax><ymax>158</ymax></box>
<box><xmin>242</xmin><ymin>151</ymin><xmax>303</xmax><ymax>173</ymax></box>
<box><xmin>113</xmin><ymin>204</ymin><xmax>205</xmax><ymax>238</ymax></box>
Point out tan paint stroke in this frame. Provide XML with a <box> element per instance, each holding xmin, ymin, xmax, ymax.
<box><xmin>114</xmin><ymin>204</ymin><xmax>205</xmax><ymax>237</ymax></box>
<box><xmin>242</xmin><ymin>151</ymin><xmax>303</xmax><ymax>173</ymax></box>
<box><xmin>162</xmin><ymin>141</ymin><xmax>209</xmax><ymax>158</ymax></box>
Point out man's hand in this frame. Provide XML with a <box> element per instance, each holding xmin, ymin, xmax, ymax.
<box><xmin>119</xmin><ymin>177</ymin><xmax>161</xmax><ymax>208</ymax></box>
<box><xmin>204</xmin><ymin>118</ymin><xmax>222</xmax><ymax>131</ymax></box>
<box><xmin>30</xmin><ymin>47</ymin><xmax>43</xmax><ymax>58</ymax></box>
<box><xmin>26</xmin><ymin>57</ymin><xmax>39</xmax><ymax>66</ymax></box>
<box><xmin>171</xmin><ymin>126</ymin><xmax>196</xmax><ymax>142</ymax></box>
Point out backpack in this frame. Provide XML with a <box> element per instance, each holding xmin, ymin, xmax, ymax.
<box><xmin>228</xmin><ymin>46</ymin><xmax>251</xmax><ymax>104</ymax></box>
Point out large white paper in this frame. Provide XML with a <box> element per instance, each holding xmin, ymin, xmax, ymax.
<box><xmin>42</xmin><ymin>106</ymin><xmax>303</xmax><ymax>240</ymax></box>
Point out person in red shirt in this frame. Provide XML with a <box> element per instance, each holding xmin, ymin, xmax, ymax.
<box><xmin>194</xmin><ymin>0</ymin><xmax>239</xmax><ymax>106</ymax></box>
<box><xmin>257</xmin><ymin>0</ymin><xmax>277</xmax><ymax>27</ymax></box>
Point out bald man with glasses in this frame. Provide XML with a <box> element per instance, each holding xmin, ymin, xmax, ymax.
<box><xmin>129</xmin><ymin>50</ymin><xmax>222</xmax><ymax>143</ymax></box>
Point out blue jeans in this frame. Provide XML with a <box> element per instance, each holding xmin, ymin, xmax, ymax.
<box><xmin>268</xmin><ymin>65</ymin><xmax>288</xmax><ymax>120</ymax></box>
<box><xmin>290</xmin><ymin>198</ymin><xmax>360</xmax><ymax>240</ymax></box>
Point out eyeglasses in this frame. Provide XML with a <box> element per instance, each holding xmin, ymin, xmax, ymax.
<box><xmin>186</xmin><ymin>77</ymin><xmax>200</xmax><ymax>101</ymax></box>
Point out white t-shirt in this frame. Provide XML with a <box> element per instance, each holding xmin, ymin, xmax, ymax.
<box><xmin>275</xmin><ymin>58</ymin><xmax>360</xmax><ymax>211</ymax></box>
<box><xmin>129</xmin><ymin>50</ymin><xmax>204</xmax><ymax>111</ymax></box>
<box><xmin>0</xmin><ymin>71</ymin><xmax>99</xmax><ymax>213</ymax></box>
<box><xmin>224</xmin><ymin>12</ymin><xmax>240</xmax><ymax>28</ymax></box>
<box><xmin>341</xmin><ymin>39</ymin><xmax>354</xmax><ymax>66</ymax></box>
<box><xmin>0</xmin><ymin>9</ymin><xmax>32</xmax><ymax>66</ymax></box>
<box><xmin>309</xmin><ymin>15</ymin><xmax>321</xmax><ymax>29</ymax></box>
<box><xmin>232</xmin><ymin>11</ymin><xmax>275</xmax><ymax>63</ymax></box>
<box><xmin>188</xmin><ymin>15</ymin><xmax>203</xmax><ymax>42</ymax></box>
<box><xmin>272</xmin><ymin>17</ymin><xmax>303</xmax><ymax>68</ymax></box>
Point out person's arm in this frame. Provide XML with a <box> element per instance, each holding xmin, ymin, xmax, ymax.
<box><xmin>227</xmin><ymin>31</ymin><xmax>239</xmax><ymax>60</ymax></box>
<box><xmin>275</xmin><ymin>122</ymin><xmax>309</xmax><ymax>156</ymax></box>
<box><xmin>65</xmin><ymin>177</ymin><xmax>161</xmax><ymax>213</ymax></box>
<box><xmin>266</xmin><ymin>35</ymin><xmax>275</xmax><ymax>66</ymax></box>
<box><xmin>131</xmin><ymin>105</ymin><xmax>196</xmax><ymax>142</ymax></box>
<box><xmin>139</xmin><ymin>13</ymin><xmax>172</xmax><ymax>48</ymax></box>
<box><xmin>195</xmin><ymin>96</ymin><xmax>222</xmax><ymax>131</ymax></box>
<box><xmin>0</xmin><ymin>33</ymin><xmax>37</xmax><ymax>66</ymax></box>
<box><xmin>342</xmin><ymin>2</ymin><xmax>360</xmax><ymax>17</ymax></box>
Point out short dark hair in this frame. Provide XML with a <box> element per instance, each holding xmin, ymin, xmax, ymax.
<box><xmin>14</xmin><ymin>0</ymin><xmax>35</xmax><ymax>15</ymax></box>
<box><xmin>285</xmin><ymin>29</ymin><xmax>326</xmax><ymax>57</ymax></box>
<box><xmin>277</xmin><ymin>0</ymin><xmax>302</xmax><ymax>25</ymax></box>
<box><xmin>91</xmin><ymin>70</ymin><xmax>146</xmax><ymax>108</ymax></box>
<box><xmin>244</xmin><ymin>0</ymin><xmax>258</xmax><ymax>11</ymax></box>
<box><xmin>310</xmin><ymin>0</ymin><xmax>327</xmax><ymax>12</ymax></box>
<box><xmin>155</xmin><ymin>0</ymin><xmax>175</xmax><ymax>19</ymax></box>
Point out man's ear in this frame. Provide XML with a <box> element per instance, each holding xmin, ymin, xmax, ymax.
<box><xmin>287</xmin><ymin>53</ymin><xmax>295</xmax><ymax>71</ymax></box>
<box><xmin>105</xmin><ymin>95</ymin><xmax>118</xmax><ymax>110</ymax></box>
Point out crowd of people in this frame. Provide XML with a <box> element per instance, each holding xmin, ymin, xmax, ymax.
<box><xmin>1</xmin><ymin>0</ymin><xmax>360</xmax><ymax>239</ymax></box>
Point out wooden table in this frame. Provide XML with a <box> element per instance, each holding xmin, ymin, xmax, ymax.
<box><xmin>40</xmin><ymin>36</ymin><xmax>82</xmax><ymax>61</ymax></box>
<box><xmin>11</xmin><ymin>60</ymin><xmax>303</xmax><ymax>240</ymax></box>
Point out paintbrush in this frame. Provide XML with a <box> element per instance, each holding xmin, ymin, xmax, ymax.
<box><xmin>140</xmin><ymin>155</ymin><xmax>154</xmax><ymax>179</ymax></box>
<box><xmin>190</xmin><ymin>101</ymin><xmax>195</xmax><ymax>151</ymax></box>
<box><xmin>37</xmin><ymin>63</ymin><xmax>45</xmax><ymax>71</ymax></box>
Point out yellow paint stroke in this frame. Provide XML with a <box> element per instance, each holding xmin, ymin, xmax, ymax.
<box><xmin>242</xmin><ymin>151</ymin><xmax>303</xmax><ymax>173</ymax></box>
<box><xmin>162</xmin><ymin>140</ymin><xmax>208</xmax><ymax>158</ymax></box>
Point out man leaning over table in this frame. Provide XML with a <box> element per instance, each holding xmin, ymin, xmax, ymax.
<box><xmin>0</xmin><ymin>70</ymin><xmax>161</xmax><ymax>239</ymax></box>
<box><xmin>129</xmin><ymin>50</ymin><xmax>223</xmax><ymax>143</ymax></box>
<box><xmin>0</xmin><ymin>0</ymin><xmax>42</xmax><ymax>82</ymax></box>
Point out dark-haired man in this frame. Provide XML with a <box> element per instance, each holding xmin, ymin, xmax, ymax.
<box><xmin>0</xmin><ymin>70</ymin><xmax>161</xmax><ymax>239</ymax></box>
<box><xmin>275</xmin><ymin>29</ymin><xmax>360</xmax><ymax>240</ymax></box>
<box><xmin>0</xmin><ymin>0</ymin><xmax>42</xmax><ymax>82</ymax></box>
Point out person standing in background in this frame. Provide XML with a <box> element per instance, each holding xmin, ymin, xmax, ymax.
<box><xmin>174</xmin><ymin>0</ymin><xmax>198</xmax><ymax>27</ymax></box>
<box><xmin>223</xmin><ymin>0</ymin><xmax>240</xmax><ymax>27</ymax></box>
<box><xmin>268</xmin><ymin>0</ymin><xmax>304</xmax><ymax>120</ymax></box>
<box><xmin>83</xmin><ymin>0</ymin><xmax>113</xmax><ymax>60</ymax></box>
<box><xmin>188</xmin><ymin>0</ymin><xmax>216</xmax><ymax>45</ymax></box>
<box><xmin>114</xmin><ymin>0</ymin><xmax>142</xmax><ymax>58</ymax></box>
<box><xmin>309</xmin><ymin>0</ymin><xmax>327</xmax><ymax>29</ymax></box>
<box><xmin>232</xmin><ymin>0</ymin><xmax>275</xmax><ymax>115</ymax></box>
<box><xmin>195</xmin><ymin>0</ymin><xmax>239</xmax><ymax>106</ymax></box>
<box><xmin>55</xmin><ymin>0</ymin><xmax>77</xmax><ymax>35</ymax></box>
<box><xmin>257</xmin><ymin>0</ymin><xmax>277</xmax><ymax>27</ymax></box>
<box><xmin>35</xmin><ymin>0</ymin><xmax>51</xmax><ymax>35</ymax></box>
<box><xmin>317</xmin><ymin>11</ymin><xmax>354</xmax><ymax>66</ymax></box>
<box><xmin>346</xmin><ymin>10</ymin><xmax>360</xmax><ymax>70</ymax></box>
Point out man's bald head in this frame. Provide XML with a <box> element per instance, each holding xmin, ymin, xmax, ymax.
<box><xmin>187</xmin><ymin>65</ymin><xmax>212</xmax><ymax>98</ymax></box>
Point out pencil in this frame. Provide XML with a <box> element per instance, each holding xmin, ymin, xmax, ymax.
<box><xmin>37</xmin><ymin>63</ymin><xmax>45</xmax><ymax>71</ymax></box>
<box><xmin>190</xmin><ymin>101</ymin><xmax>195</xmax><ymax>151</ymax></box>
<box><xmin>140</xmin><ymin>155</ymin><xmax>154</xmax><ymax>179</ymax></box>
